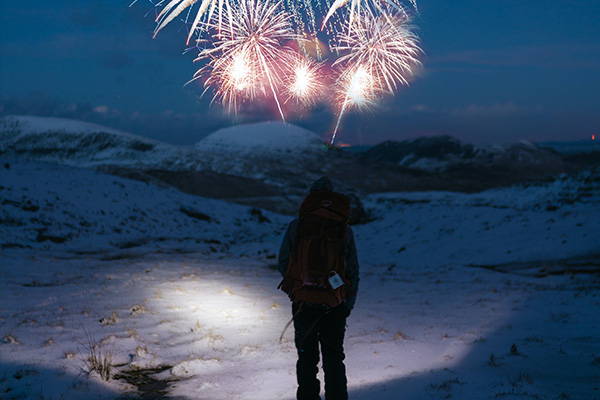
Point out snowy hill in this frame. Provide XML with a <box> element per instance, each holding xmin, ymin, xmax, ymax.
<box><xmin>196</xmin><ymin>121</ymin><xmax>323</xmax><ymax>154</ymax></box>
<box><xmin>0</xmin><ymin>117</ymin><xmax>324</xmax><ymax>170</ymax></box>
<box><xmin>0</xmin><ymin>116</ymin><xmax>329</xmax><ymax>189</ymax></box>
<box><xmin>193</xmin><ymin>121</ymin><xmax>327</xmax><ymax>181</ymax></box>
<box><xmin>0</xmin><ymin>115</ymin><xmax>131</xmax><ymax>137</ymax></box>
<box><xmin>0</xmin><ymin>115</ymin><xmax>196</xmax><ymax>169</ymax></box>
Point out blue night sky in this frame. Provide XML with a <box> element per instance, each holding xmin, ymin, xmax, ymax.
<box><xmin>1</xmin><ymin>0</ymin><xmax>599</xmax><ymax>145</ymax></box>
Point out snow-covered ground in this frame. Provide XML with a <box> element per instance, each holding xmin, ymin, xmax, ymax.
<box><xmin>1</xmin><ymin>159</ymin><xmax>599</xmax><ymax>400</ymax></box>
<box><xmin>0</xmin><ymin>159</ymin><xmax>284</xmax><ymax>254</ymax></box>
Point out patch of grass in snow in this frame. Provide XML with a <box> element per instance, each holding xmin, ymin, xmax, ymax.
<box><xmin>99</xmin><ymin>312</ymin><xmax>119</xmax><ymax>326</ymax></box>
<box><xmin>2</xmin><ymin>334</ymin><xmax>20</xmax><ymax>344</ymax></box>
<box><xmin>393</xmin><ymin>331</ymin><xmax>411</xmax><ymax>340</ymax></box>
<box><xmin>82</xmin><ymin>332</ymin><xmax>113</xmax><ymax>381</ymax></box>
<box><xmin>129</xmin><ymin>304</ymin><xmax>146</xmax><ymax>316</ymax></box>
<box><xmin>509</xmin><ymin>343</ymin><xmax>523</xmax><ymax>356</ymax></box>
<box><xmin>202</xmin><ymin>330</ymin><xmax>225</xmax><ymax>344</ymax></box>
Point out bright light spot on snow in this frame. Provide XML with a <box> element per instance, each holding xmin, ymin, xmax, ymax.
<box><xmin>150</xmin><ymin>276</ymin><xmax>282</xmax><ymax>347</ymax></box>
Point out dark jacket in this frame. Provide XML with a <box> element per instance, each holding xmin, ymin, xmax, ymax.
<box><xmin>277</xmin><ymin>218</ymin><xmax>360</xmax><ymax>310</ymax></box>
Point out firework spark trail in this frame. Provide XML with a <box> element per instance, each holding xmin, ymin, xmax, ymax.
<box><xmin>330</xmin><ymin>10</ymin><xmax>421</xmax><ymax>143</ymax></box>
<box><xmin>322</xmin><ymin>0</ymin><xmax>417</xmax><ymax>32</ymax></box>
<box><xmin>147</xmin><ymin>0</ymin><xmax>398</xmax><ymax>42</ymax></box>
<box><xmin>332</xmin><ymin>66</ymin><xmax>372</xmax><ymax>143</ymax></box>
<box><xmin>151</xmin><ymin>0</ymin><xmax>223</xmax><ymax>43</ymax></box>
<box><xmin>193</xmin><ymin>0</ymin><xmax>298</xmax><ymax>119</ymax></box>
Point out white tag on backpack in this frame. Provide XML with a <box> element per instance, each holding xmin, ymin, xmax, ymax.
<box><xmin>328</xmin><ymin>273</ymin><xmax>344</xmax><ymax>289</ymax></box>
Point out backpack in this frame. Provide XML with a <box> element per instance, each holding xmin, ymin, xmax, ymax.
<box><xmin>278</xmin><ymin>191</ymin><xmax>351</xmax><ymax>307</ymax></box>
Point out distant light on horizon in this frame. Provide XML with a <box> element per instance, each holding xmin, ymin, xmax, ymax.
<box><xmin>593</xmin><ymin>134</ymin><xmax>597</xmax><ymax>141</ymax></box>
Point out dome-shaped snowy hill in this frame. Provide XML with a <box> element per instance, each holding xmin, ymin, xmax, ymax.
<box><xmin>194</xmin><ymin>121</ymin><xmax>327</xmax><ymax>180</ymax></box>
<box><xmin>0</xmin><ymin>115</ymin><xmax>190</xmax><ymax>168</ymax></box>
<box><xmin>195</xmin><ymin>121</ymin><xmax>324</xmax><ymax>154</ymax></box>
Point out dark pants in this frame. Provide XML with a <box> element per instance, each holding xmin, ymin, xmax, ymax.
<box><xmin>293</xmin><ymin>302</ymin><xmax>349</xmax><ymax>400</ymax></box>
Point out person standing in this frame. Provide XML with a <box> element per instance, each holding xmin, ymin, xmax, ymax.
<box><xmin>278</xmin><ymin>176</ymin><xmax>360</xmax><ymax>400</ymax></box>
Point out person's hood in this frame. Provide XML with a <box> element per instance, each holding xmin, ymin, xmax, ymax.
<box><xmin>310</xmin><ymin>176</ymin><xmax>333</xmax><ymax>192</ymax></box>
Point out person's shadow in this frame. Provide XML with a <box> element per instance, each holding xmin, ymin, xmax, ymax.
<box><xmin>0</xmin><ymin>360</ymin><xmax>119</xmax><ymax>399</ymax></box>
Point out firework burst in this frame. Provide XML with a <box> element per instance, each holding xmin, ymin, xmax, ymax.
<box><xmin>193</xmin><ymin>0</ymin><xmax>298</xmax><ymax>119</ymax></box>
<box><xmin>132</xmin><ymin>0</ymin><xmax>423</xmax><ymax>143</ymax></box>
<box><xmin>286</xmin><ymin>58</ymin><xmax>323</xmax><ymax>106</ymax></box>
<box><xmin>331</xmin><ymin>10</ymin><xmax>421</xmax><ymax>143</ymax></box>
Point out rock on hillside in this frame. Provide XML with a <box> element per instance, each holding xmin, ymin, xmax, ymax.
<box><xmin>360</xmin><ymin>136</ymin><xmax>480</xmax><ymax>171</ymax></box>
